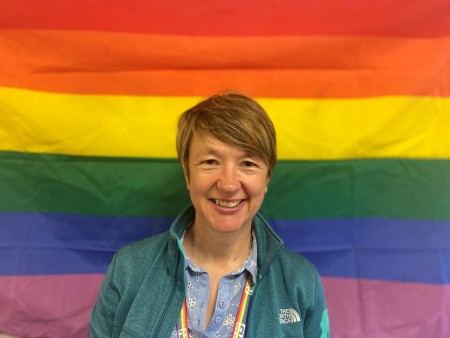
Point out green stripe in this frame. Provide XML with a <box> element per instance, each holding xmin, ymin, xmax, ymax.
<box><xmin>264</xmin><ymin>158</ymin><xmax>450</xmax><ymax>220</ymax></box>
<box><xmin>1</xmin><ymin>151</ymin><xmax>449</xmax><ymax>220</ymax></box>
<box><xmin>0</xmin><ymin>151</ymin><xmax>189</xmax><ymax>217</ymax></box>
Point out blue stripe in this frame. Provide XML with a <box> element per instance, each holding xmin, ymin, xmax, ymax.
<box><xmin>0</xmin><ymin>212</ymin><xmax>449</xmax><ymax>284</ymax></box>
<box><xmin>272</xmin><ymin>218</ymin><xmax>450</xmax><ymax>285</ymax></box>
<box><xmin>0</xmin><ymin>212</ymin><xmax>171</xmax><ymax>275</ymax></box>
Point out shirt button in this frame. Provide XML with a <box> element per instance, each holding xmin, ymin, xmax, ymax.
<box><xmin>219</xmin><ymin>301</ymin><xmax>226</xmax><ymax>308</ymax></box>
<box><xmin>215</xmin><ymin>316</ymin><xmax>222</xmax><ymax>324</ymax></box>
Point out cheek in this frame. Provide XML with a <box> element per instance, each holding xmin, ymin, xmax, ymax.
<box><xmin>248</xmin><ymin>179</ymin><xmax>269</xmax><ymax>197</ymax></box>
<box><xmin>186</xmin><ymin>175</ymin><xmax>209</xmax><ymax>194</ymax></box>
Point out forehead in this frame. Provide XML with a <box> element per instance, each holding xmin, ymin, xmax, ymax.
<box><xmin>190</xmin><ymin>132</ymin><xmax>240</xmax><ymax>155</ymax></box>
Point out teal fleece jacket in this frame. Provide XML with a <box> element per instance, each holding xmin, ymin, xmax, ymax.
<box><xmin>90</xmin><ymin>205</ymin><xmax>330</xmax><ymax>338</ymax></box>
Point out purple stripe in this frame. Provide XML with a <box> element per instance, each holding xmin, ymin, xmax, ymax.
<box><xmin>322</xmin><ymin>277</ymin><xmax>450</xmax><ymax>337</ymax></box>
<box><xmin>0</xmin><ymin>274</ymin><xmax>104</xmax><ymax>338</ymax></box>
<box><xmin>0</xmin><ymin>275</ymin><xmax>448</xmax><ymax>338</ymax></box>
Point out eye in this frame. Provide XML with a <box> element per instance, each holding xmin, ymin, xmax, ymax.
<box><xmin>203</xmin><ymin>159</ymin><xmax>217</xmax><ymax>165</ymax></box>
<box><xmin>242</xmin><ymin>161</ymin><xmax>256</xmax><ymax>167</ymax></box>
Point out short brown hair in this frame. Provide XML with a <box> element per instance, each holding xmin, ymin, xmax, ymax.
<box><xmin>176</xmin><ymin>92</ymin><xmax>277</xmax><ymax>179</ymax></box>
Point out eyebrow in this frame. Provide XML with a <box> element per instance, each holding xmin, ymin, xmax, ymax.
<box><xmin>197</xmin><ymin>146</ymin><xmax>220</xmax><ymax>156</ymax></box>
<box><xmin>197</xmin><ymin>146</ymin><xmax>263</xmax><ymax>163</ymax></box>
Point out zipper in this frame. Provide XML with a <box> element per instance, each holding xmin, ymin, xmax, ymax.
<box><xmin>152</xmin><ymin>277</ymin><xmax>177</xmax><ymax>337</ymax></box>
<box><xmin>245</xmin><ymin>277</ymin><xmax>259</xmax><ymax>336</ymax></box>
<box><xmin>153</xmin><ymin>241</ymin><xmax>185</xmax><ymax>337</ymax></box>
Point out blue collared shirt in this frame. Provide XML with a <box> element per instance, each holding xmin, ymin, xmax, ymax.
<box><xmin>172</xmin><ymin>233</ymin><xmax>257</xmax><ymax>338</ymax></box>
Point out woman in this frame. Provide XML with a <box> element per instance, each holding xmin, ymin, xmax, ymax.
<box><xmin>90</xmin><ymin>93</ymin><xmax>330</xmax><ymax>338</ymax></box>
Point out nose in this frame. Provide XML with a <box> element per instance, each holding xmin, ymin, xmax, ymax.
<box><xmin>217</xmin><ymin>166</ymin><xmax>241</xmax><ymax>192</ymax></box>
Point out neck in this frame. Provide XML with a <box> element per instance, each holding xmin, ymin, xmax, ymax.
<box><xmin>183</xmin><ymin>223</ymin><xmax>252</xmax><ymax>272</ymax></box>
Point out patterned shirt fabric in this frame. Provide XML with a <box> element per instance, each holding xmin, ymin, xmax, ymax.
<box><xmin>172</xmin><ymin>233</ymin><xmax>258</xmax><ymax>338</ymax></box>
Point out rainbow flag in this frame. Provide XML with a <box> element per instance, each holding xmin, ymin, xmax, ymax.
<box><xmin>1</xmin><ymin>1</ymin><xmax>449</xmax><ymax>337</ymax></box>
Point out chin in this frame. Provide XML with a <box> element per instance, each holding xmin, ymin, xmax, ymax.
<box><xmin>210</xmin><ymin>219</ymin><xmax>252</xmax><ymax>234</ymax></box>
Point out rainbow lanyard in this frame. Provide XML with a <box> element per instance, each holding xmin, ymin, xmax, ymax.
<box><xmin>176</xmin><ymin>276</ymin><xmax>254</xmax><ymax>338</ymax></box>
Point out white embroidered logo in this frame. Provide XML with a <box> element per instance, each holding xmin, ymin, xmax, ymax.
<box><xmin>279</xmin><ymin>308</ymin><xmax>301</xmax><ymax>324</ymax></box>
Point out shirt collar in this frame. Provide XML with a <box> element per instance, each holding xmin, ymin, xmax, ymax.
<box><xmin>182</xmin><ymin>230</ymin><xmax>258</xmax><ymax>284</ymax></box>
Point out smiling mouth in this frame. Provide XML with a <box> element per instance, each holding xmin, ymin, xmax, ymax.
<box><xmin>213</xmin><ymin>199</ymin><xmax>242</xmax><ymax>208</ymax></box>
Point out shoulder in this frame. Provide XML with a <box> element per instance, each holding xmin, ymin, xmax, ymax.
<box><xmin>270</xmin><ymin>247</ymin><xmax>322</xmax><ymax>292</ymax></box>
<box><xmin>110</xmin><ymin>230</ymin><xmax>173</xmax><ymax>276</ymax></box>
<box><xmin>260</xmin><ymin>248</ymin><xmax>326</xmax><ymax>313</ymax></box>
<box><xmin>277</xmin><ymin>247</ymin><xmax>318</xmax><ymax>274</ymax></box>
<box><xmin>253</xmin><ymin>213</ymin><xmax>321</xmax><ymax>286</ymax></box>
<box><xmin>118</xmin><ymin>230</ymin><xmax>171</xmax><ymax>256</ymax></box>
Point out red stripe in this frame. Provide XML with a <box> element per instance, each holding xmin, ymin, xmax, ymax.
<box><xmin>0</xmin><ymin>274</ymin><xmax>104</xmax><ymax>338</ymax></box>
<box><xmin>322</xmin><ymin>277</ymin><xmax>450</xmax><ymax>337</ymax></box>
<box><xmin>0</xmin><ymin>0</ymin><xmax>449</xmax><ymax>37</ymax></box>
<box><xmin>2</xmin><ymin>30</ymin><xmax>449</xmax><ymax>98</ymax></box>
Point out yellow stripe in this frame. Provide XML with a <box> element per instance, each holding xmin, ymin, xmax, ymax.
<box><xmin>1</xmin><ymin>87</ymin><xmax>449</xmax><ymax>159</ymax></box>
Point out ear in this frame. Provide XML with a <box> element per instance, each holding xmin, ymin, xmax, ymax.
<box><xmin>265</xmin><ymin>175</ymin><xmax>270</xmax><ymax>193</ymax></box>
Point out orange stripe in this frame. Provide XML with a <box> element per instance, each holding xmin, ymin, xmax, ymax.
<box><xmin>1</xmin><ymin>30</ymin><xmax>449</xmax><ymax>98</ymax></box>
<box><xmin>3</xmin><ymin>68</ymin><xmax>448</xmax><ymax>99</ymax></box>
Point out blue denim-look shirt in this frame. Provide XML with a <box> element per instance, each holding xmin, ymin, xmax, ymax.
<box><xmin>172</xmin><ymin>233</ymin><xmax>257</xmax><ymax>338</ymax></box>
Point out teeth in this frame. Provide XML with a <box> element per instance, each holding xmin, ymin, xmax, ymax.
<box><xmin>215</xmin><ymin>200</ymin><xmax>241</xmax><ymax>208</ymax></box>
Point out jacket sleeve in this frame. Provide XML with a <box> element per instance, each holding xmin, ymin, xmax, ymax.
<box><xmin>303</xmin><ymin>273</ymin><xmax>330</xmax><ymax>338</ymax></box>
<box><xmin>90</xmin><ymin>254</ymin><xmax>121</xmax><ymax>338</ymax></box>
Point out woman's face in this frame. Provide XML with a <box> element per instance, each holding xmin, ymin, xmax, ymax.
<box><xmin>186</xmin><ymin>132</ymin><xmax>269</xmax><ymax>236</ymax></box>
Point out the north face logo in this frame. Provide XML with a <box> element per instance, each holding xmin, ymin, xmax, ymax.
<box><xmin>279</xmin><ymin>308</ymin><xmax>301</xmax><ymax>324</ymax></box>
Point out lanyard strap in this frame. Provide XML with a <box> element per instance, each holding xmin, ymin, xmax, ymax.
<box><xmin>178</xmin><ymin>275</ymin><xmax>254</xmax><ymax>338</ymax></box>
<box><xmin>177</xmin><ymin>300</ymin><xmax>189</xmax><ymax>338</ymax></box>
<box><xmin>231</xmin><ymin>276</ymin><xmax>253</xmax><ymax>338</ymax></box>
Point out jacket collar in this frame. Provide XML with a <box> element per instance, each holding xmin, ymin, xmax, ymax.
<box><xmin>167</xmin><ymin>204</ymin><xmax>284</xmax><ymax>283</ymax></box>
